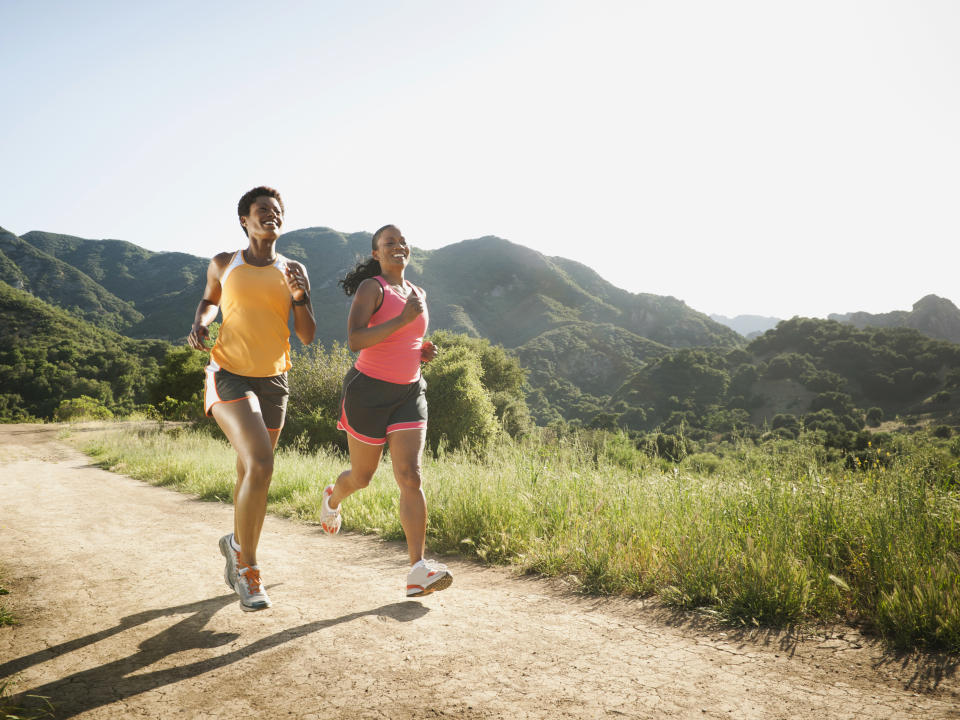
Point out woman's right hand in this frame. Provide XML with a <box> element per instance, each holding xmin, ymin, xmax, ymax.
<box><xmin>400</xmin><ymin>291</ymin><xmax>425</xmax><ymax>324</ymax></box>
<box><xmin>187</xmin><ymin>323</ymin><xmax>210</xmax><ymax>351</ymax></box>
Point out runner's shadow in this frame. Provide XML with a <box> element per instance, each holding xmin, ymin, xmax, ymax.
<box><xmin>4</xmin><ymin>592</ymin><xmax>428</xmax><ymax>719</ymax></box>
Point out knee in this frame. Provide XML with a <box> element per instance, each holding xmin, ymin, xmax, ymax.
<box><xmin>394</xmin><ymin>465</ymin><xmax>422</xmax><ymax>493</ymax></box>
<box><xmin>244</xmin><ymin>453</ymin><xmax>274</xmax><ymax>482</ymax></box>
<box><xmin>351</xmin><ymin>471</ymin><xmax>375</xmax><ymax>490</ymax></box>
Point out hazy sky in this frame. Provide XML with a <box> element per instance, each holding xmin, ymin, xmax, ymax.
<box><xmin>2</xmin><ymin>1</ymin><xmax>957</xmax><ymax>319</ymax></box>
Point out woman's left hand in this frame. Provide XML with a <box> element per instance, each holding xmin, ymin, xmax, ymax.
<box><xmin>420</xmin><ymin>340</ymin><xmax>439</xmax><ymax>363</ymax></box>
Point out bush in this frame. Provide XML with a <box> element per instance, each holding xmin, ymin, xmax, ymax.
<box><xmin>428</xmin><ymin>330</ymin><xmax>533</xmax><ymax>439</ymax></box>
<box><xmin>865</xmin><ymin>407</ymin><xmax>884</xmax><ymax>427</ymax></box>
<box><xmin>158</xmin><ymin>395</ymin><xmax>202</xmax><ymax>421</ymax></box>
<box><xmin>683</xmin><ymin>452</ymin><xmax>722</xmax><ymax>475</ymax></box>
<box><xmin>932</xmin><ymin>425</ymin><xmax>952</xmax><ymax>439</ymax></box>
<box><xmin>285</xmin><ymin>342</ymin><xmax>355</xmax><ymax>452</ymax></box>
<box><xmin>54</xmin><ymin>395</ymin><xmax>114</xmax><ymax>422</ymax></box>
<box><xmin>641</xmin><ymin>431</ymin><xmax>691</xmax><ymax>462</ymax></box>
<box><xmin>150</xmin><ymin>346</ymin><xmax>208</xmax><ymax>405</ymax></box>
<box><xmin>422</xmin><ymin>345</ymin><xmax>498</xmax><ymax>455</ymax></box>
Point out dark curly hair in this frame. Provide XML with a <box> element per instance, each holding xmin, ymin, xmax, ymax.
<box><xmin>339</xmin><ymin>224</ymin><xmax>396</xmax><ymax>296</ymax></box>
<box><xmin>237</xmin><ymin>186</ymin><xmax>284</xmax><ymax>237</ymax></box>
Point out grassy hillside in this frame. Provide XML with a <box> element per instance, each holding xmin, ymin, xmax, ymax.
<box><xmin>0</xmin><ymin>281</ymin><xmax>169</xmax><ymax>419</ymax></box>
<box><xmin>21</xmin><ymin>230</ymin><xmax>210</xmax><ymax>340</ymax></box>
<box><xmin>514</xmin><ymin>322</ymin><xmax>672</xmax><ymax>423</ymax></box>
<box><xmin>0</xmin><ymin>227</ymin><xmax>142</xmax><ymax>332</ymax></box>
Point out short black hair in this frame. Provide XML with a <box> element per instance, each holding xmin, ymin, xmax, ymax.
<box><xmin>237</xmin><ymin>186</ymin><xmax>284</xmax><ymax>237</ymax></box>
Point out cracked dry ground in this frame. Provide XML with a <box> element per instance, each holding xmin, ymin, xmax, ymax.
<box><xmin>0</xmin><ymin>424</ymin><xmax>957</xmax><ymax>719</ymax></box>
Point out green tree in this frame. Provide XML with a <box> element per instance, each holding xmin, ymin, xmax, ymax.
<box><xmin>285</xmin><ymin>342</ymin><xmax>355</xmax><ymax>451</ymax></box>
<box><xmin>54</xmin><ymin>395</ymin><xmax>114</xmax><ymax>421</ymax></box>
<box><xmin>865</xmin><ymin>407</ymin><xmax>884</xmax><ymax>427</ymax></box>
<box><xmin>150</xmin><ymin>346</ymin><xmax>208</xmax><ymax>405</ymax></box>
<box><xmin>422</xmin><ymin>345</ymin><xmax>498</xmax><ymax>455</ymax></box>
<box><xmin>428</xmin><ymin>330</ymin><xmax>533</xmax><ymax>438</ymax></box>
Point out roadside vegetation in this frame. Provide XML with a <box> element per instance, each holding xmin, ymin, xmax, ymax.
<box><xmin>9</xmin><ymin>315</ymin><xmax>959</xmax><ymax>655</ymax></box>
<box><xmin>72</xmin><ymin>418</ymin><xmax>960</xmax><ymax>654</ymax></box>
<box><xmin>0</xmin><ymin>572</ymin><xmax>13</xmax><ymax>628</ymax></box>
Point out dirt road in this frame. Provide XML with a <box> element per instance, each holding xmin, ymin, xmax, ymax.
<box><xmin>0</xmin><ymin>424</ymin><xmax>957</xmax><ymax>719</ymax></box>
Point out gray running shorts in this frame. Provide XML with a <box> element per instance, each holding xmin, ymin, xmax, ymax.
<box><xmin>204</xmin><ymin>362</ymin><xmax>289</xmax><ymax>431</ymax></box>
<box><xmin>337</xmin><ymin>367</ymin><xmax>427</xmax><ymax>446</ymax></box>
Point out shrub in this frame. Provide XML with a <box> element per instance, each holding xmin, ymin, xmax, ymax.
<box><xmin>285</xmin><ymin>342</ymin><xmax>355</xmax><ymax>452</ymax></box>
<box><xmin>54</xmin><ymin>395</ymin><xmax>114</xmax><ymax>422</ymax></box>
<box><xmin>158</xmin><ymin>395</ymin><xmax>202</xmax><ymax>421</ymax></box>
<box><xmin>150</xmin><ymin>346</ymin><xmax>208</xmax><ymax>405</ymax></box>
<box><xmin>641</xmin><ymin>431</ymin><xmax>691</xmax><ymax>462</ymax></box>
<box><xmin>865</xmin><ymin>407</ymin><xmax>884</xmax><ymax>427</ymax></box>
<box><xmin>932</xmin><ymin>425</ymin><xmax>952</xmax><ymax>439</ymax></box>
<box><xmin>683</xmin><ymin>452</ymin><xmax>722</xmax><ymax>475</ymax></box>
<box><xmin>422</xmin><ymin>346</ymin><xmax>498</xmax><ymax>455</ymax></box>
<box><xmin>428</xmin><ymin>330</ymin><xmax>533</xmax><ymax>438</ymax></box>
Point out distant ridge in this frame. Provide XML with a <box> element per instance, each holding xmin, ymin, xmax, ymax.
<box><xmin>710</xmin><ymin>314</ymin><xmax>782</xmax><ymax>338</ymax></box>
<box><xmin>829</xmin><ymin>295</ymin><xmax>960</xmax><ymax>345</ymax></box>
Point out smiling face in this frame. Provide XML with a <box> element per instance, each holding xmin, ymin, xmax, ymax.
<box><xmin>372</xmin><ymin>225</ymin><xmax>409</xmax><ymax>269</ymax></box>
<box><xmin>240</xmin><ymin>195</ymin><xmax>284</xmax><ymax>241</ymax></box>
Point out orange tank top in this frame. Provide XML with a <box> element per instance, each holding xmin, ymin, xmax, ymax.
<box><xmin>211</xmin><ymin>250</ymin><xmax>292</xmax><ymax>377</ymax></box>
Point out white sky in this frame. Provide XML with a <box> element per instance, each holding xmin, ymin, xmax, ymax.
<box><xmin>1</xmin><ymin>0</ymin><xmax>958</xmax><ymax>319</ymax></box>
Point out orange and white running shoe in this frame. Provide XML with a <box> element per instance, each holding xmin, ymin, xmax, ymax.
<box><xmin>235</xmin><ymin>560</ymin><xmax>271</xmax><ymax>612</ymax></box>
<box><xmin>320</xmin><ymin>484</ymin><xmax>342</xmax><ymax>535</ymax></box>
<box><xmin>406</xmin><ymin>559</ymin><xmax>453</xmax><ymax>597</ymax></box>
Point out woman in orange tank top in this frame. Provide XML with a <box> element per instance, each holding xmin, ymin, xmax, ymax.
<box><xmin>320</xmin><ymin>224</ymin><xmax>453</xmax><ymax>598</ymax></box>
<box><xmin>187</xmin><ymin>186</ymin><xmax>316</xmax><ymax>612</ymax></box>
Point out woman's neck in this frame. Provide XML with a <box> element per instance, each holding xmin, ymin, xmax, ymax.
<box><xmin>244</xmin><ymin>240</ymin><xmax>277</xmax><ymax>266</ymax></box>
<box><xmin>380</xmin><ymin>268</ymin><xmax>405</xmax><ymax>287</ymax></box>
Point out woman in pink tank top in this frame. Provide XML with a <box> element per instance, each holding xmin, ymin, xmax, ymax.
<box><xmin>320</xmin><ymin>224</ymin><xmax>453</xmax><ymax>597</ymax></box>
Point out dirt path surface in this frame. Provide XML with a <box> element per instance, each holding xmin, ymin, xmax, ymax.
<box><xmin>1</xmin><ymin>424</ymin><xmax>957</xmax><ymax>719</ymax></box>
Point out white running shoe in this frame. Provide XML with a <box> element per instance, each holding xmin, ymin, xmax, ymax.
<box><xmin>218</xmin><ymin>533</ymin><xmax>239</xmax><ymax>591</ymax></box>
<box><xmin>406</xmin><ymin>559</ymin><xmax>453</xmax><ymax>597</ymax></box>
<box><xmin>320</xmin><ymin>484</ymin><xmax>342</xmax><ymax>535</ymax></box>
<box><xmin>235</xmin><ymin>560</ymin><xmax>272</xmax><ymax>612</ymax></box>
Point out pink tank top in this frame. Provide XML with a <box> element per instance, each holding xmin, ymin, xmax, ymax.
<box><xmin>354</xmin><ymin>276</ymin><xmax>428</xmax><ymax>384</ymax></box>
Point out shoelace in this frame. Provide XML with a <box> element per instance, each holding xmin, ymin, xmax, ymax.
<box><xmin>238</xmin><ymin>561</ymin><xmax>263</xmax><ymax>593</ymax></box>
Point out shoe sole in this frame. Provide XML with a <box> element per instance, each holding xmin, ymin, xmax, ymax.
<box><xmin>240</xmin><ymin>599</ymin><xmax>272</xmax><ymax>612</ymax></box>
<box><xmin>218</xmin><ymin>534</ymin><xmax>236</xmax><ymax>590</ymax></box>
<box><xmin>406</xmin><ymin>573</ymin><xmax>453</xmax><ymax>597</ymax></box>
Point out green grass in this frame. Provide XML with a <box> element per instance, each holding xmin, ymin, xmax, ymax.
<box><xmin>70</xmin><ymin>423</ymin><xmax>960</xmax><ymax>653</ymax></box>
<box><xmin>0</xmin><ymin>573</ymin><xmax>14</xmax><ymax>627</ymax></box>
<box><xmin>0</xmin><ymin>681</ymin><xmax>54</xmax><ymax>720</ymax></box>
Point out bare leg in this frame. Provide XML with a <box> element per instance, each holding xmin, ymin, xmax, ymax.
<box><xmin>232</xmin><ymin>429</ymin><xmax>280</xmax><ymax>549</ymax></box>
<box><xmin>211</xmin><ymin>399</ymin><xmax>277</xmax><ymax>567</ymax></box>
<box><xmin>386</xmin><ymin>428</ymin><xmax>427</xmax><ymax>565</ymax></box>
<box><xmin>328</xmin><ymin>435</ymin><xmax>384</xmax><ymax>509</ymax></box>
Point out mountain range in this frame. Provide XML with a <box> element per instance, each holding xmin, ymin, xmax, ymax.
<box><xmin>2</xmin><ymin>223</ymin><xmax>959</xmax><ymax>425</ymax></box>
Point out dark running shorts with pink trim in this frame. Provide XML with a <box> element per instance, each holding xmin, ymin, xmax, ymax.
<box><xmin>204</xmin><ymin>361</ymin><xmax>289</xmax><ymax>431</ymax></box>
<box><xmin>337</xmin><ymin>367</ymin><xmax>427</xmax><ymax>446</ymax></box>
